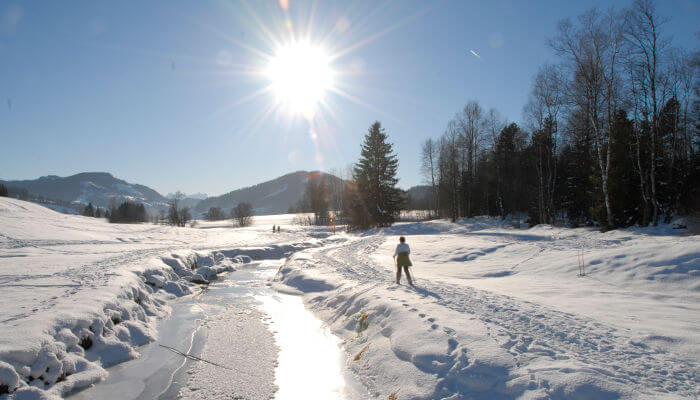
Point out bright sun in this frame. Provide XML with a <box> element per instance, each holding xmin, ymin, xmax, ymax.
<box><xmin>266</xmin><ymin>41</ymin><xmax>334</xmax><ymax>118</ymax></box>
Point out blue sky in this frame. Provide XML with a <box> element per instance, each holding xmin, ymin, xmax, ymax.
<box><xmin>0</xmin><ymin>0</ymin><xmax>697</xmax><ymax>196</ymax></box>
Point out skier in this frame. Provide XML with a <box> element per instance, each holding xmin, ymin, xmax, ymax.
<box><xmin>277</xmin><ymin>226</ymin><xmax>281</xmax><ymax>233</ymax></box>
<box><xmin>393</xmin><ymin>236</ymin><xmax>413</xmax><ymax>286</ymax></box>
<box><xmin>272</xmin><ymin>225</ymin><xmax>276</xmax><ymax>233</ymax></box>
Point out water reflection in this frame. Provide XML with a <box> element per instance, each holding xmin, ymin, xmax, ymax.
<box><xmin>258</xmin><ymin>293</ymin><xmax>348</xmax><ymax>400</ymax></box>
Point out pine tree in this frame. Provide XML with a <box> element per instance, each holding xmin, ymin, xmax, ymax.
<box><xmin>352</xmin><ymin>121</ymin><xmax>402</xmax><ymax>228</ymax></box>
<box><xmin>82</xmin><ymin>203</ymin><xmax>95</xmax><ymax>217</ymax></box>
<box><xmin>0</xmin><ymin>184</ymin><xmax>8</xmax><ymax>197</ymax></box>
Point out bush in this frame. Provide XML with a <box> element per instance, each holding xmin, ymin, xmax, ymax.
<box><xmin>204</xmin><ymin>207</ymin><xmax>227</xmax><ymax>221</ymax></box>
<box><xmin>232</xmin><ymin>202</ymin><xmax>254</xmax><ymax>227</ymax></box>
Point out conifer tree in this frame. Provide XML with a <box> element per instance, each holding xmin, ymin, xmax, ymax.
<box><xmin>82</xmin><ymin>203</ymin><xmax>95</xmax><ymax>217</ymax></box>
<box><xmin>352</xmin><ymin>121</ymin><xmax>402</xmax><ymax>228</ymax></box>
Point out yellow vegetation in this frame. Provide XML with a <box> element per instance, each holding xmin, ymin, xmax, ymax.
<box><xmin>353</xmin><ymin>344</ymin><xmax>369</xmax><ymax>361</ymax></box>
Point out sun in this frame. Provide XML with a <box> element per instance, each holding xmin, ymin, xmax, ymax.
<box><xmin>266</xmin><ymin>41</ymin><xmax>334</xmax><ymax>118</ymax></box>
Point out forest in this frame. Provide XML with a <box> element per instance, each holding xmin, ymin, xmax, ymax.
<box><xmin>417</xmin><ymin>1</ymin><xmax>698</xmax><ymax>229</ymax></box>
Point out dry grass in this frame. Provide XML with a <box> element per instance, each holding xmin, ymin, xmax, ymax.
<box><xmin>357</xmin><ymin>312</ymin><xmax>369</xmax><ymax>332</ymax></box>
<box><xmin>387</xmin><ymin>389</ymin><xmax>400</xmax><ymax>400</ymax></box>
<box><xmin>353</xmin><ymin>344</ymin><xmax>369</xmax><ymax>361</ymax></box>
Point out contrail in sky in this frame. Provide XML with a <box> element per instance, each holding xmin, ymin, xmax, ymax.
<box><xmin>469</xmin><ymin>49</ymin><xmax>481</xmax><ymax>59</ymax></box>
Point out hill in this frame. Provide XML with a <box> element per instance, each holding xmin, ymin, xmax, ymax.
<box><xmin>195</xmin><ymin>171</ymin><xmax>344</xmax><ymax>215</ymax></box>
<box><xmin>1</xmin><ymin>172</ymin><xmax>169</xmax><ymax>212</ymax></box>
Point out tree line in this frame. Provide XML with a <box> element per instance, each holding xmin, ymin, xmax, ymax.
<box><xmin>203</xmin><ymin>202</ymin><xmax>254</xmax><ymax>227</ymax></box>
<box><xmin>420</xmin><ymin>0</ymin><xmax>697</xmax><ymax>230</ymax></box>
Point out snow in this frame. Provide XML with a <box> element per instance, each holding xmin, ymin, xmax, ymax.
<box><xmin>264</xmin><ymin>183</ymin><xmax>288</xmax><ymax>199</ymax></box>
<box><xmin>274</xmin><ymin>217</ymin><xmax>699</xmax><ymax>399</ymax></box>
<box><xmin>0</xmin><ymin>198</ymin><xmax>328</xmax><ymax>399</ymax></box>
<box><xmin>179</xmin><ymin>305</ymin><xmax>278</xmax><ymax>400</ymax></box>
<box><xmin>2</xmin><ymin>196</ymin><xmax>698</xmax><ymax>399</ymax></box>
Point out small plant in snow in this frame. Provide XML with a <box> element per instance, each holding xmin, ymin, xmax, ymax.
<box><xmin>353</xmin><ymin>344</ymin><xmax>369</xmax><ymax>361</ymax></box>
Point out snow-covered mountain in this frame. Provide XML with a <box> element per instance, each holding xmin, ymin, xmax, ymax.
<box><xmin>0</xmin><ymin>172</ymin><xmax>170</xmax><ymax>212</ymax></box>
<box><xmin>195</xmin><ymin>170</ymin><xmax>344</xmax><ymax>215</ymax></box>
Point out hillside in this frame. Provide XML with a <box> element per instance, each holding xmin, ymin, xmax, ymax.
<box><xmin>1</xmin><ymin>172</ymin><xmax>169</xmax><ymax>212</ymax></box>
<box><xmin>195</xmin><ymin>170</ymin><xmax>344</xmax><ymax>215</ymax></box>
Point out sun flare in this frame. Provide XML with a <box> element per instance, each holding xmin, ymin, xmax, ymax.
<box><xmin>266</xmin><ymin>41</ymin><xmax>334</xmax><ymax>118</ymax></box>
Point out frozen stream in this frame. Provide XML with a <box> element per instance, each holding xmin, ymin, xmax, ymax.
<box><xmin>69</xmin><ymin>259</ymin><xmax>363</xmax><ymax>399</ymax></box>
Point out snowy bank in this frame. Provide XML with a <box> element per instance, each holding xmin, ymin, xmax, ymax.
<box><xmin>0</xmin><ymin>250</ymin><xmax>242</xmax><ymax>398</ymax></box>
<box><xmin>274</xmin><ymin>217</ymin><xmax>699</xmax><ymax>399</ymax></box>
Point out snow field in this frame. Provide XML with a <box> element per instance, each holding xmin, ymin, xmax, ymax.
<box><xmin>0</xmin><ymin>197</ymin><xmax>333</xmax><ymax>399</ymax></box>
<box><xmin>275</xmin><ymin>218</ymin><xmax>699</xmax><ymax>399</ymax></box>
<box><xmin>0</xmin><ymin>250</ymin><xmax>243</xmax><ymax>398</ymax></box>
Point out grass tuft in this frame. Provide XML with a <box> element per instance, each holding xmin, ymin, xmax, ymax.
<box><xmin>353</xmin><ymin>344</ymin><xmax>369</xmax><ymax>361</ymax></box>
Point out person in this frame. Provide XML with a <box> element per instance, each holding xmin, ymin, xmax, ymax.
<box><xmin>393</xmin><ymin>236</ymin><xmax>413</xmax><ymax>286</ymax></box>
<box><xmin>272</xmin><ymin>225</ymin><xmax>276</xmax><ymax>233</ymax></box>
<box><xmin>277</xmin><ymin>226</ymin><xmax>281</xmax><ymax>233</ymax></box>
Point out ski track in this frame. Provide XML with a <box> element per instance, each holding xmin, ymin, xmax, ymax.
<box><xmin>314</xmin><ymin>235</ymin><xmax>698</xmax><ymax>397</ymax></box>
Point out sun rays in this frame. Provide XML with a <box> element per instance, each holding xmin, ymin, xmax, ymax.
<box><xmin>204</xmin><ymin>1</ymin><xmax>433</xmax><ymax>124</ymax></box>
<box><xmin>125</xmin><ymin>0</ymin><xmax>434</xmax><ymax>171</ymax></box>
<box><xmin>265</xmin><ymin>40</ymin><xmax>334</xmax><ymax>119</ymax></box>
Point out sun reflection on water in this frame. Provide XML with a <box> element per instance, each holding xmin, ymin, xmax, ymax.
<box><xmin>257</xmin><ymin>293</ymin><xmax>348</xmax><ymax>400</ymax></box>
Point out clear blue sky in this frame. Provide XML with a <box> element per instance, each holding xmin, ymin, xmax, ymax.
<box><xmin>1</xmin><ymin>0</ymin><xmax>697</xmax><ymax>196</ymax></box>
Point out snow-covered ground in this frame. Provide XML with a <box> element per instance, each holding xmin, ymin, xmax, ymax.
<box><xmin>0</xmin><ymin>198</ymin><xmax>326</xmax><ymax>399</ymax></box>
<box><xmin>1</xmin><ymin>196</ymin><xmax>698</xmax><ymax>399</ymax></box>
<box><xmin>274</xmin><ymin>218</ymin><xmax>699</xmax><ymax>399</ymax></box>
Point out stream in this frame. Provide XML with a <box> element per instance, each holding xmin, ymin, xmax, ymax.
<box><xmin>69</xmin><ymin>259</ymin><xmax>363</xmax><ymax>399</ymax></box>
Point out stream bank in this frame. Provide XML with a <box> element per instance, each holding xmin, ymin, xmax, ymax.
<box><xmin>69</xmin><ymin>259</ymin><xmax>363</xmax><ymax>399</ymax></box>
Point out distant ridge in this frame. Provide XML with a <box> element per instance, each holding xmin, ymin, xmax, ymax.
<box><xmin>0</xmin><ymin>172</ymin><xmax>169</xmax><ymax>212</ymax></box>
<box><xmin>195</xmin><ymin>170</ymin><xmax>344</xmax><ymax>215</ymax></box>
<box><xmin>1</xmin><ymin>170</ymin><xmax>348</xmax><ymax>216</ymax></box>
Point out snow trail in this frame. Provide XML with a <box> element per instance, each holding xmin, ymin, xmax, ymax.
<box><xmin>279</xmin><ymin>227</ymin><xmax>698</xmax><ymax>399</ymax></box>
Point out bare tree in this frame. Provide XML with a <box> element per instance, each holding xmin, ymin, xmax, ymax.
<box><xmin>623</xmin><ymin>0</ymin><xmax>671</xmax><ymax>225</ymax></box>
<box><xmin>524</xmin><ymin>63</ymin><xmax>565</xmax><ymax>224</ymax></box>
<box><xmin>457</xmin><ymin>101</ymin><xmax>484</xmax><ymax>217</ymax></box>
<box><xmin>167</xmin><ymin>191</ymin><xmax>190</xmax><ymax>227</ymax></box>
<box><xmin>204</xmin><ymin>207</ymin><xmax>227</xmax><ymax>221</ymax></box>
<box><xmin>549</xmin><ymin>8</ymin><xmax>624</xmax><ymax>228</ymax></box>
<box><xmin>232</xmin><ymin>202</ymin><xmax>254</xmax><ymax>227</ymax></box>
<box><xmin>439</xmin><ymin>120</ymin><xmax>461</xmax><ymax>222</ymax></box>
<box><xmin>484</xmin><ymin>108</ymin><xmax>506</xmax><ymax>217</ymax></box>
<box><xmin>420</xmin><ymin>138</ymin><xmax>439</xmax><ymax>217</ymax></box>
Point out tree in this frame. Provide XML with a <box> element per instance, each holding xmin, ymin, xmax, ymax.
<box><xmin>420</xmin><ymin>138</ymin><xmax>439</xmax><ymax>217</ymax></box>
<box><xmin>549</xmin><ymin>8</ymin><xmax>624</xmax><ymax>229</ymax></box>
<box><xmin>524</xmin><ymin>63</ymin><xmax>565</xmax><ymax>225</ymax></box>
<box><xmin>303</xmin><ymin>176</ymin><xmax>330</xmax><ymax>225</ymax></box>
<box><xmin>439</xmin><ymin>120</ymin><xmax>461</xmax><ymax>222</ymax></box>
<box><xmin>204</xmin><ymin>207</ymin><xmax>227</xmax><ymax>221</ymax></box>
<box><xmin>108</xmin><ymin>201</ymin><xmax>148</xmax><ymax>223</ymax></box>
<box><xmin>457</xmin><ymin>101</ymin><xmax>484</xmax><ymax>217</ymax></box>
<box><xmin>351</xmin><ymin>121</ymin><xmax>402</xmax><ymax>228</ymax></box>
<box><xmin>0</xmin><ymin>184</ymin><xmax>8</xmax><ymax>197</ymax></box>
<box><xmin>167</xmin><ymin>191</ymin><xmax>191</xmax><ymax>227</ymax></box>
<box><xmin>624</xmin><ymin>0</ymin><xmax>670</xmax><ymax>225</ymax></box>
<box><xmin>494</xmin><ymin>123</ymin><xmax>528</xmax><ymax>217</ymax></box>
<box><xmin>82</xmin><ymin>203</ymin><xmax>95</xmax><ymax>217</ymax></box>
<box><xmin>232</xmin><ymin>202</ymin><xmax>254</xmax><ymax>227</ymax></box>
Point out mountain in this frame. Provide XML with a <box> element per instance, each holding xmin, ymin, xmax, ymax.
<box><xmin>195</xmin><ymin>171</ymin><xmax>344</xmax><ymax>215</ymax></box>
<box><xmin>1</xmin><ymin>172</ymin><xmax>169</xmax><ymax>212</ymax></box>
<box><xmin>406</xmin><ymin>185</ymin><xmax>433</xmax><ymax>209</ymax></box>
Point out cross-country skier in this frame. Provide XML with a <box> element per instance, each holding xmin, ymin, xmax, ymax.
<box><xmin>393</xmin><ymin>236</ymin><xmax>413</xmax><ymax>286</ymax></box>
